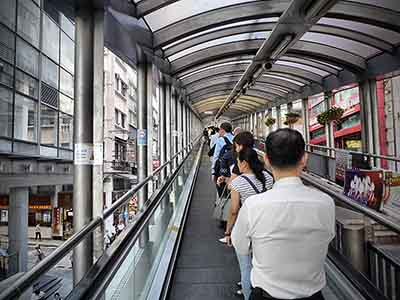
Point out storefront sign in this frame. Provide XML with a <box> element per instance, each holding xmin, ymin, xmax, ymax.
<box><xmin>383</xmin><ymin>172</ymin><xmax>400</xmax><ymax>219</ymax></box>
<box><xmin>137</xmin><ymin>129</ymin><xmax>147</xmax><ymax>146</ymax></box>
<box><xmin>52</xmin><ymin>207</ymin><xmax>63</xmax><ymax>238</ymax></box>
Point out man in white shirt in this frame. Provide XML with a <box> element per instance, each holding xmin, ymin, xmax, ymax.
<box><xmin>232</xmin><ymin>128</ymin><xmax>335</xmax><ymax>300</ymax></box>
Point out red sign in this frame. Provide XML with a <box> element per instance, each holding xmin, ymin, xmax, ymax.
<box><xmin>308</xmin><ymin>93</ymin><xmax>325</xmax><ymax>109</ymax></box>
<box><xmin>332</xmin><ymin>86</ymin><xmax>360</xmax><ymax>110</ymax></box>
<box><xmin>152</xmin><ymin>160</ymin><xmax>160</xmax><ymax>170</ymax></box>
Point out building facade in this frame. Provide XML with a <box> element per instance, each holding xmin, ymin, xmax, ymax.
<box><xmin>0</xmin><ymin>0</ymin><xmax>75</xmax><ymax>275</ymax></box>
<box><xmin>103</xmin><ymin>48</ymin><xmax>138</xmax><ymax>230</ymax></box>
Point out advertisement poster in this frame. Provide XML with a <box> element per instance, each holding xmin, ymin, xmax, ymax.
<box><xmin>344</xmin><ymin>169</ymin><xmax>384</xmax><ymax>211</ymax></box>
<box><xmin>382</xmin><ymin>172</ymin><xmax>400</xmax><ymax>219</ymax></box>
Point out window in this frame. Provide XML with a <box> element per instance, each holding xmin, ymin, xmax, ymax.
<box><xmin>0</xmin><ymin>86</ymin><xmax>13</xmax><ymax>137</ymax></box>
<box><xmin>115</xmin><ymin>109</ymin><xmax>120</xmax><ymax>125</ymax></box>
<box><xmin>60</xmin><ymin>33</ymin><xmax>74</xmax><ymax>74</ymax></box>
<box><xmin>59</xmin><ymin>93</ymin><xmax>74</xmax><ymax>115</ymax></box>
<box><xmin>129</xmin><ymin>110</ymin><xmax>136</xmax><ymax>126</ymax></box>
<box><xmin>121</xmin><ymin>80</ymin><xmax>128</xmax><ymax>96</ymax></box>
<box><xmin>59</xmin><ymin>112</ymin><xmax>73</xmax><ymax>149</ymax></box>
<box><xmin>17</xmin><ymin>0</ymin><xmax>40</xmax><ymax>48</ymax></box>
<box><xmin>121</xmin><ymin>113</ymin><xmax>126</xmax><ymax>128</ymax></box>
<box><xmin>0</xmin><ymin>60</ymin><xmax>14</xmax><ymax>87</ymax></box>
<box><xmin>42</xmin><ymin>13</ymin><xmax>60</xmax><ymax>63</ymax></box>
<box><xmin>0</xmin><ymin>25</ymin><xmax>15</xmax><ymax>64</ymax></box>
<box><xmin>0</xmin><ymin>0</ymin><xmax>16</xmax><ymax>30</ymax></box>
<box><xmin>115</xmin><ymin>73</ymin><xmax>120</xmax><ymax>91</ymax></box>
<box><xmin>310</xmin><ymin>127</ymin><xmax>325</xmax><ymax>140</ymax></box>
<box><xmin>15</xmin><ymin>70</ymin><xmax>39</xmax><ymax>99</ymax></box>
<box><xmin>336</xmin><ymin>113</ymin><xmax>361</xmax><ymax>131</ymax></box>
<box><xmin>14</xmin><ymin>93</ymin><xmax>38</xmax><ymax>142</ymax></box>
<box><xmin>60</xmin><ymin>68</ymin><xmax>74</xmax><ymax>98</ymax></box>
<box><xmin>41</xmin><ymin>56</ymin><xmax>59</xmax><ymax>88</ymax></box>
<box><xmin>16</xmin><ymin>38</ymin><xmax>39</xmax><ymax>77</ymax></box>
<box><xmin>61</xmin><ymin>14</ymin><xmax>74</xmax><ymax>40</ymax></box>
<box><xmin>40</xmin><ymin>105</ymin><xmax>57</xmax><ymax>146</ymax></box>
<box><xmin>115</xmin><ymin>141</ymin><xmax>127</xmax><ymax>161</ymax></box>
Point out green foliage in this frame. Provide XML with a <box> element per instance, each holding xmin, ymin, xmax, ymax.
<box><xmin>317</xmin><ymin>106</ymin><xmax>344</xmax><ymax>125</ymax></box>
<box><xmin>264</xmin><ymin>116</ymin><xmax>276</xmax><ymax>127</ymax></box>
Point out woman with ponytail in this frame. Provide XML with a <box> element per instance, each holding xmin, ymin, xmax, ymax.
<box><xmin>225</xmin><ymin>147</ymin><xmax>274</xmax><ymax>300</ymax></box>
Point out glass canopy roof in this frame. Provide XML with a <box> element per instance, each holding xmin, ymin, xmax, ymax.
<box><xmin>118</xmin><ymin>0</ymin><xmax>400</xmax><ymax>118</ymax></box>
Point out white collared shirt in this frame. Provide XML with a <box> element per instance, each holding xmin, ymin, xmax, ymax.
<box><xmin>231</xmin><ymin>176</ymin><xmax>335</xmax><ymax>299</ymax></box>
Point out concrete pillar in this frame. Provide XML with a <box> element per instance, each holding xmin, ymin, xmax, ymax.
<box><xmin>8</xmin><ymin>187</ymin><xmax>29</xmax><ymax>275</ymax></box>
<box><xmin>51</xmin><ymin>185</ymin><xmax>63</xmax><ymax>239</ymax></box>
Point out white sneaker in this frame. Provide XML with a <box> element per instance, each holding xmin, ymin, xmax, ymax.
<box><xmin>218</xmin><ymin>237</ymin><xmax>228</xmax><ymax>243</ymax></box>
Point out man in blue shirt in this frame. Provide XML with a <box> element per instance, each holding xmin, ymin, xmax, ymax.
<box><xmin>212</xmin><ymin>122</ymin><xmax>234</xmax><ymax>196</ymax></box>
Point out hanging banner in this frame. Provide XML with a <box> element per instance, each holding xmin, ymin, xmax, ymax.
<box><xmin>137</xmin><ymin>129</ymin><xmax>147</xmax><ymax>146</ymax></box>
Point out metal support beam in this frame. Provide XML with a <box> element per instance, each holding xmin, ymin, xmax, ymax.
<box><xmin>160</xmin><ymin>77</ymin><xmax>167</xmax><ymax>182</ymax></box>
<box><xmin>73</xmin><ymin>4</ymin><xmax>94</xmax><ymax>284</ymax></box>
<box><xmin>174</xmin><ymin>88</ymin><xmax>179</xmax><ymax>169</ymax></box>
<box><xmin>302</xmin><ymin>98</ymin><xmax>310</xmax><ymax>144</ymax></box>
<box><xmin>166</xmin><ymin>83</ymin><xmax>172</xmax><ymax>175</ymax></box>
<box><xmin>360</xmin><ymin>80</ymin><xmax>380</xmax><ymax>163</ymax></box>
<box><xmin>92</xmin><ymin>8</ymin><xmax>104</xmax><ymax>261</ymax></box>
<box><xmin>137</xmin><ymin>46</ymin><xmax>149</xmax><ymax>211</ymax></box>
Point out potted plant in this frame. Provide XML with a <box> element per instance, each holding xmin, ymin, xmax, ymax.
<box><xmin>264</xmin><ymin>116</ymin><xmax>276</xmax><ymax>127</ymax></box>
<box><xmin>317</xmin><ymin>106</ymin><xmax>344</xmax><ymax>125</ymax></box>
<box><xmin>285</xmin><ymin>111</ymin><xmax>301</xmax><ymax>125</ymax></box>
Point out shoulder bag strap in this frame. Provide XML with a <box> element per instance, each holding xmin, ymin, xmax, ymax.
<box><xmin>241</xmin><ymin>175</ymin><xmax>261</xmax><ymax>194</ymax></box>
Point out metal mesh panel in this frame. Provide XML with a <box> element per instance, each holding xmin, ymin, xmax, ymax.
<box><xmin>41</xmin><ymin>82</ymin><xmax>58</xmax><ymax>108</ymax></box>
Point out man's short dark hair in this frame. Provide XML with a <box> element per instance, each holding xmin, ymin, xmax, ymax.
<box><xmin>220</xmin><ymin>122</ymin><xmax>232</xmax><ymax>133</ymax></box>
<box><xmin>265</xmin><ymin>128</ymin><xmax>305</xmax><ymax>169</ymax></box>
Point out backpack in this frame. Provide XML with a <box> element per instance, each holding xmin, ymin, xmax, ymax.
<box><xmin>214</xmin><ymin>137</ymin><xmax>233</xmax><ymax>177</ymax></box>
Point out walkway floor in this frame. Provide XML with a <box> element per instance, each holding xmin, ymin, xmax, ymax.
<box><xmin>168</xmin><ymin>151</ymin><xmax>240</xmax><ymax>300</ymax></box>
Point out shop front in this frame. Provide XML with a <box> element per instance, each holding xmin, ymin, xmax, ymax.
<box><xmin>332</xmin><ymin>85</ymin><xmax>362</xmax><ymax>151</ymax></box>
<box><xmin>58</xmin><ymin>192</ymin><xmax>73</xmax><ymax>239</ymax></box>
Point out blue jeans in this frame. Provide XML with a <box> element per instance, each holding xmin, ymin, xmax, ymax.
<box><xmin>236</xmin><ymin>252</ymin><xmax>252</xmax><ymax>300</ymax></box>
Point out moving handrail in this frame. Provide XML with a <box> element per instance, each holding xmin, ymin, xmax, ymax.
<box><xmin>254</xmin><ymin>149</ymin><xmax>400</xmax><ymax>235</ymax></box>
<box><xmin>0</xmin><ymin>137</ymin><xmax>202</xmax><ymax>300</ymax></box>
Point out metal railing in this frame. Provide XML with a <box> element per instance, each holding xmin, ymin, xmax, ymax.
<box><xmin>0</xmin><ymin>137</ymin><xmax>202</xmax><ymax>300</ymax></box>
<box><xmin>306</xmin><ymin>143</ymin><xmax>400</xmax><ymax>164</ymax></box>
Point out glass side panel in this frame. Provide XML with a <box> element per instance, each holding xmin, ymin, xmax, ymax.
<box><xmin>169</xmin><ymin>31</ymin><xmax>270</xmax><ymax>62</ymax></box>
<box><xmin>280</xmin><ymin>55</ymin><xmax>343</xmax><ymax>71</ymax></box>
<box><xmin>103</xmin><ymin>145</ymin><xmax>200</xmax><ymax>300</ymax></box>
<box><xmin>317</xmin><ymin>18</ymin><xmax>400</xmax><ymax>44</ymax></box>
<box><xmin>300</xmin><ymin>32</ymin><xmax>380</xmax><ymax>58</ymax></box>
<box><xmin>145</xmin><ymin>0</ymin><xmax>258</xmax><ymax>31</ymax></box>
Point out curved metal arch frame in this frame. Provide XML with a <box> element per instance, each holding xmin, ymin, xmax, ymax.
<box><xmin>190</xmin><ymin>89</ymin><xmax>271</xmax><ymax>104</ymax></box>
<box><xmin>187</xmin><ymin>78</ymin><xmax>300</xmax><ymax>99</ymax></box>
<box><xmin>327</xmin><ymin>2</ymin><xmax>400</xmax><ymax>33</ymax></box>
<box><xmin>195</xmin><ymin>94</ymin><xmax>268</xmax><ymax>106</ymax></box>
<box><xmin>171</xmin><ymin>39</ymin><xmax>263</xmax><ymax>74</ymax></box>
<box><xmin>171</xmin><ymin>39</ymin><xmax>368</xmax><ymax>76</ymax></box>
<box><xmin>185</xmin><ymin>72</ymin><xmax>309</xmax><ymax>96</ymax></box>
<box><xmin>153</xmin><ymin>1</ymin><xmax>290</xmax><ymax>48</ymax></box>
<box><xmin>189</xmin><ymin>86</ymin><xmax>276</xmax><ymax>104</ymax></box>
<box><xmin>164</xmin><ymin>21</ymin><xmax>393</xmax><ymax>64</ymax></box>
<box><xmin>163</xmin><ymin>22</ymin><xmax>276</xmax><ymax>57</ymax></box>
<box><xmin>194</xmin><ymin>100</ymin><xmax>264</xmax><ymax>113</ymax></box>
<box><xmin>279</xmin><ymin>55</ymin><xmax>341</xmax><ymax>75</ymax></box>
<box><xmin>182</xmin><ymin>63</ymin><xmax>315</xmax><ymax>87</ymax></box>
